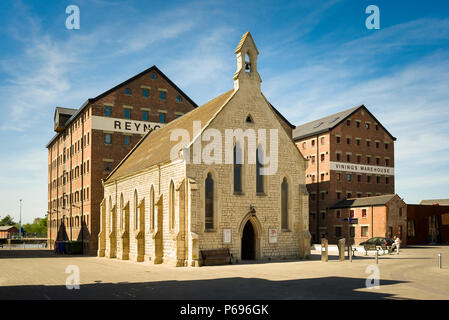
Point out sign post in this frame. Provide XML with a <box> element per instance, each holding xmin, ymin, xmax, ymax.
<box><xmin>340</xmin><ymin>217</ymin><xmax>358</xmax><ymax>261</ymax></box>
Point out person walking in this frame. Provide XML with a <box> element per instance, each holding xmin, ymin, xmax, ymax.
<box><xmin>395</xmin><ymin>236</ymin><xmax>401</xmax><ymax>255</ymax></box>
<box><xmin>390</xmin><ymin>235</ymin><xmax>397</xmax><ymax>253</ymax></box>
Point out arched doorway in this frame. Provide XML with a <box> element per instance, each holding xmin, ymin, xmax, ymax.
<box><xmin>241</xmin><ymin>220</ymin><xmax>256</xmax><ymax>260</ymax></box>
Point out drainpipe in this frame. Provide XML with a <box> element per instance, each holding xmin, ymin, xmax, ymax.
<box><xmin>316</xmin><ymin>134</ymin><xmax>320</xmax><ymax>240</ymax></box>
<box><xmin>81</xmin><ymin>114</ymin><xmax>84</xmax><ymax>254</ymax></box>
<box><xmin>371</xmin><ymin>205</ymin><xmax>374</xmax><ymax>238</ymax></box>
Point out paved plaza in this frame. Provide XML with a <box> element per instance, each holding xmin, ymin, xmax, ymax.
<box><xmin>0</xmin><ymin>245</ymin><xmax>448</xmax><ymax>299</ymax></box>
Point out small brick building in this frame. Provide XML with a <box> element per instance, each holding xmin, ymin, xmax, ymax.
<box><xmin>328</xmin><ymin>194</ymin><xmax>407</xmax><ymax>245</ymax></box>
<box><xmin>0</xmin><ymin>226</ymin><xmax>19</xmax><ymax>239</ymax></box>
<box><xmin>407</xmin><ymin>202</ymin><xmax>449</xmax><ymax>245</ymax></box>
<box><xmin>98</xmin><ymin>32</ymin><xmax>311</xmax><ymax>266</ymax></box>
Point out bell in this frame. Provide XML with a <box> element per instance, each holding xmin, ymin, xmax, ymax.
<box><xmin>245</xmin><ymin>62</ymin><xmax>251</xmax><ymax>71</ymax></box>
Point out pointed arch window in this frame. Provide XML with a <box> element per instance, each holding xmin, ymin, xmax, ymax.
<box><xmin>169</xmin><ymin>181</ymin><xmax>175</xmax><ymax>230</ymax></box>
<box><xmin>120</xmin><ymin>194</ymin><xmax>124</xmax><ymax>230</ymax></box>
<box><xmin>234</xmin><ymin>144</ymin><xmax>243</xmax><ymax>193</ymax></box>
<box><xmin>256</xmin><ymin>146</ymin><xmax>264</xmax><ymax>194</ymax></box>
<box><xmin>150</xmin><ymin>186</ymin><xmax>155</xmax><ymax>231</ymax></box>
<box><xmin>205</xmin><ymin>173</ymin><xmax>214</xmax><ymax>230</ymax></box>
<box><xmin>134</xmin><ymin>190</ymin><xmax>139</xmax><ymax>230</ymax></box>
<box><xmin>281</xmin><ymin>178</ymin><xmax>289</xmax><ymax>230</ymax></box>
<box><xmin>109</xmin><ymin>197</ymin><xmax>113</xmax><ymax>231</ymax></box>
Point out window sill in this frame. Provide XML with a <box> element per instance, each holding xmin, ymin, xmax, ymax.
<box><xmin>204</xmin><ymin>229</ymin><xmax>216</xmax><ymax>233</ymax></box>
<box><xmin>233</xmin><ymin>191</ymin><xmax>245</xmax><ymax>196</ymax></box>
<box><xmin>282</xmin><ymin>229</ymin><xmax>291</xmax><ymax>232</ymax></box>
<box><xmin>256</xmin><ymin>192</ymin><xmax>266</xmax><ymax>197</ymax></box>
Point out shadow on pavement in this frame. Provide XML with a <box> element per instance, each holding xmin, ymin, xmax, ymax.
<box><xmin>0</xmin><ymin>249</ymin><xmax>92</xmax><ymax>259</ymax></box>
<box><xmin>0</xmin><ymin>276</ymin><xmax>407</xmax><ymax>300</ymax></box>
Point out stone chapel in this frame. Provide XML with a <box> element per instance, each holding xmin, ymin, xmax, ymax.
<box><xmin>97</xmin><ymin>32</ymin><xmax>311</xmax><ymax>266</ymax></box>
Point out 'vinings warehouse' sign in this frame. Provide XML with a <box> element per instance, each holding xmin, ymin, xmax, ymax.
<box><xmin>330</xmin><ymin>161</ymin><xmax>394</xmax><ymax>176</ymax></box>
<box><xmin>91</xmin><ymin>116</ymin><xmax>164</xmax><ymax>135</ymax></box>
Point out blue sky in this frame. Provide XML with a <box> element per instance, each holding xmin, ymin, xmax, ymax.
<box><xmin>0</xmin><ymin>0</ymin><xmax>448</xmax><ymax>223</ymax></box>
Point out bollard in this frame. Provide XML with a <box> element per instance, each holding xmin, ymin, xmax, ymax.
<box><xmin>438</xmin><ymin>253</ymin><xmax>442</xmax><ymax>269</ymax></box>
<box><xmin>376</xmin><ymin>249</ymin><xmax>379</xmax><ymax>264</ymax></box>
<box><xmin>350</xmin><ymin>245</ymin><xmax>353</xmax><ymax>262</ymax></box>
<box><xmin>321</xmin><ymin>238</ymin><xmax>329</xmax><ymax>262</ymax></box>
<box><xmin>338</xmin><ymin>238</ymin><xmax>345</xmax><ymax>262</ymax></box>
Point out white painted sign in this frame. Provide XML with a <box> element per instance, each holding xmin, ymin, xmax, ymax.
<box><xmin>223</xmin><ymin>228</ymin><xmax>232</xmax><ymax>244</ymax></box>
<box><xmin>268</xmin><ymin>228</ymin><xmax>278</xmax><ymax>244</ymax></box>
<box><xmin>330</xmin><ymin>161</ymin><xmax>394</xmax><ymax>176</ymax></box>
<box><xmin>91</xmin><ymin>116</ymin><xmax>164</xmax><ymax>135</ymax></box>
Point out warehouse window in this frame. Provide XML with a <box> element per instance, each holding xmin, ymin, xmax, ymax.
<box><xmin>105</xmin><ymin>106</ymin><xmax>112</xmax><ymax>117</ymax></box>
<box><xmin>124</xmin><ymin>109</ymin><xmax>131</xmax><ymax>119</ymax></box>
<box><xmin>151</xmin><ymin>73</ymin><xmax>157</xmax><ymax>79</ymax></box>
<box><xmin>176</xmin><ymin>96</ymin><xmax>182</xmax><ymax>103</ymax></box>
<box><xmin>159</xmin><ymin>113</ymin><xmax>165</xmax><ymax>123</ymax></box>
<box><xmin>124</xmin><ymin>135</ymin><xmax>130</xmax><ymax>146</ymax></box>
<box><xmin>335</xmin><ymin>227</ymin><xmax>342</xmax><ymax>237</ymax></box>
<box><xmin>160</xmin><ymin>91</ymin><xmax>166</xmax><ymax>100</ymax></box>
<box><xmin>205</xmin><ymin>173</ymin><xmax>214</xmax><ymax>230</ymax></box>
<box><xmin>361</xmin><ymin>226</ymin><xmax>369</xmax><ymax>237</ymax></box>
<box><xmin>105</xmin><ymin>134</ymin><xmax>111</xmax><ymax>144</ymax></box>
<box><xmin>142</xmin><ymin>88</ymin><xmax>149</xmax><ymax>97</ymax></box>
<box><xmin>125</xmin><ymin>88</ymin><xmax>131</xmax><ymax>95</ymax></box>
<box><xmin>362</xmin><ymin>209</ymin><xmax>367</xmax><ymax>218</ymax></box>
<box><xmin>142</xmin><ymin>111</ymin><xmax>149</xmax><ymax>121</ymax></box>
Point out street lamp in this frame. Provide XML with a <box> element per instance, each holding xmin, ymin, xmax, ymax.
<box><xmin>19</xmin><ymin>199</ymin><xmax>22</xmax><ymax>239</ymax></box>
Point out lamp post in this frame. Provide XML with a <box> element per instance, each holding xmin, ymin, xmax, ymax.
<box><xmin>19</xmin><ymin>199</ymin><xmax>22</xmax><ymax>239</ymax></box>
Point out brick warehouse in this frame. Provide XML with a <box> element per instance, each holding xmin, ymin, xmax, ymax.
<box><xmin>329</xmin><ymin>194</ymin><xmax>407</xmax><ymax>245</ymax></box>
<box><xmin>46</xmin><ymin>66</ymin><xmax>198</xmax><ymax>255</ymax></box>
<box><xmin>98</xmin><ymin>32</ymin><xmax>311</xmax><ymax>266</ymax></box>
<box><xmin>293</xmin><ymin>106</ymin><xmax>396</xmax><ymax>243</ymax></box>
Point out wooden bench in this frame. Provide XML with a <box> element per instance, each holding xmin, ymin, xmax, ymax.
<box><xmin>200</xmin><ymin>248</ymin><xmax>231</xmax><ymax>266</ymax></box>
<box><xmin>364</xmin><ymin>244</ymin><xmax>391</xmax><ymax>255</ymax></box>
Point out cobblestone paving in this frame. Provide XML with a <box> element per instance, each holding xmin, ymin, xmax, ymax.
<box><xmin>0</xmin><ymin>246</ymin><xmax>448</xmax><ymax>299</ymax></box>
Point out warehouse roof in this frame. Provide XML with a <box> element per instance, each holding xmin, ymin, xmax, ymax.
<box><xmin>46</xmin><ymin>65</ymin><xmax>198</xmax><ymax>148</ymax></box>
<box><xmin>330</xmin><ymin>194</ymin><xmax>398</xmax><ymax>209</ymax></box>
<box><xmin>292</xmin><ymin>104</ymin><xmax>396</xmax><ymax>141</ymax></box>
<box><xmin>420</xmin><ymin>199</ymin><xmax>449</xmax><ymax>206</ymax></box>
<box><xmin>105</xmin><ymin>89</ymin><xmax>235</xmax><ymax>182</ymax></box>
<box><xmin>0</xmin><ymin>226</ymin><xmax>17</xmax><ymax>231</ymax></box>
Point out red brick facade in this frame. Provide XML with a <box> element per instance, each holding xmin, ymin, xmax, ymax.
<box><xmin>47</xmin><ymin>66</ymin><xmax>197</xmax><ymax>254</ymax></box>
<box><xmin>294</xmin><ymin>106</ymin><xmax>396</xmax><ymax>243</ymax></box>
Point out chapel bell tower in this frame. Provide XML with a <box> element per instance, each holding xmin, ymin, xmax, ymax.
<box><xmin>234</xmin><ymin>32</ymin><xmax>262</xmax><ymax>92</ymax></box>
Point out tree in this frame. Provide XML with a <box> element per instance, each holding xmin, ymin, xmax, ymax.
<box><xmin>0</xmin><ymin>215</ymin><xmax>16</xmax><ymax>226</ymax></box>
<box><xmin>22</xmin><ymin>215</ymin><xmax>47</xmax><ymax>237</ymax></box>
